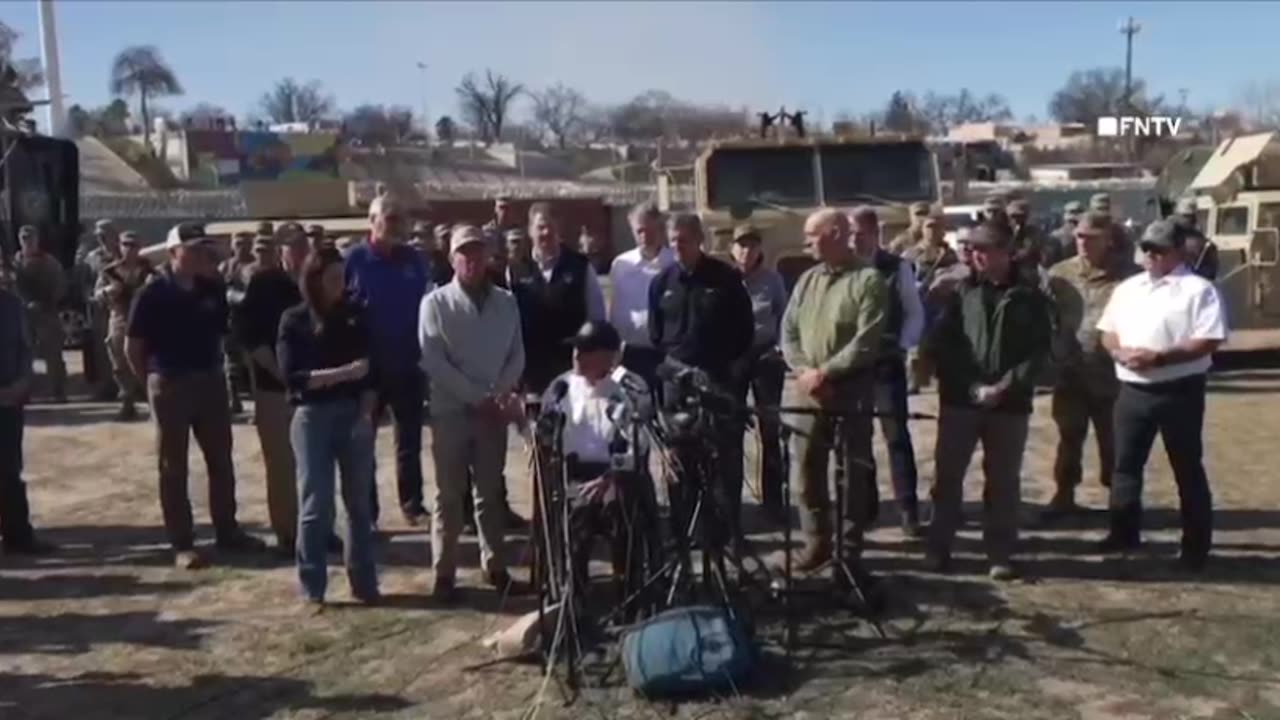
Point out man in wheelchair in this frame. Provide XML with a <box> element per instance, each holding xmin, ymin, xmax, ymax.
<box><xmin>537</xmin><ymin>320</ymin><xmax>657</xmax><ymax>619</ymax></box>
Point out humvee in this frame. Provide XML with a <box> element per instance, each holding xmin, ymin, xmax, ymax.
<box><xmin>661</xmin><ymin>135</ymin><xmax>942</xmax><ymax>289</ymax></box>
<box><xmin>1179</xmin><ymin>131</ymin><xmax>1280</xmax><ymax>351</ymax></box>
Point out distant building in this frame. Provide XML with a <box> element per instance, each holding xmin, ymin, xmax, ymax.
<box><xmin>1028</xmin><ymin>162</ymin><xmax>1147</xmax><ymax>182</ymax></box>
<box><xmin>1025</xmin><ymin>123</ymin><xmax>1093</xmax><ymax>151</ymax></box>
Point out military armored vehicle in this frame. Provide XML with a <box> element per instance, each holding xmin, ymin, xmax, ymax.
<box><xmin>1179</xmin><ymin>131</ymin><xmax>1280</xmax><ymax>351</ymax></box>
<box><xmin>662</xmin><ymin>134</ymin><xmax>942</xmax><ymax>289</ymax></box>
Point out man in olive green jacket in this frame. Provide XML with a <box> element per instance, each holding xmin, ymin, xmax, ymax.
<box><xmin>780</xmin><ymin>208</ymin><xmax>887</xmax><ymax>571</ymax></box>
<box><xmin>1043</xmin><ymin>212</ymin><xmax>1139</xmax><ymax>517</ymax></box>
<box><xmin>922</xmin><ymin>221</ymin><xmax>1052</xmax><ymax>582</ymax></box>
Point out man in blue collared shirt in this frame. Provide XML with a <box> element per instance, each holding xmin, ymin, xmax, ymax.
<box><xmin>345</xmin><ymin>194</ymin><xmax>433</xmax><ymax>527</ymax></box>
<box><xmin>0</xmin><ymin>283</ymin><xmax>51</xmax><ymax>554</ymax></box>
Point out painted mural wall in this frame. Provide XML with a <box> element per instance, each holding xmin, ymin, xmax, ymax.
<box><xmin>184</xmin><ymin>130</ymin><xmax>342</xmax><ymax>186</ymax></box>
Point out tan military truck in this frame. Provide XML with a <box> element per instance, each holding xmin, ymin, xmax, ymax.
<box><xmin>1180</xmin><ymin>131</ymin><xmax>1280</xmax><ymax>351</ymax></box>
<box><xmin>660</xmin><ymin>135</ymin><xmax>942</xmax><ymax>289</ymax></box>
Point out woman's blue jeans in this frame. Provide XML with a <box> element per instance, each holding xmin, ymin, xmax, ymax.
<box><xmin>291</xmin><ymin>398</ymin><xmax>378</xmax><ymax>601</ymax></box>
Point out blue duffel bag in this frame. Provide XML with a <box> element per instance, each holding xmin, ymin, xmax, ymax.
<box><xmin>621</xmin><ymin>605</ymin><xmax>755</xmax><ymax>697</ymax></box>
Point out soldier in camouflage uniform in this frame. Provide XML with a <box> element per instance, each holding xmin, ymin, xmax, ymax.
<box><xmin>219</xmin><ymin>231</ymin><xmax>256</xmax><ymax>415</ymax></box>
<box><xmin>1007</xmin><ymin>199</ymin><xmax>1046</xmax><ymax>268</ymax></box>
<box><xmin>1089</xmin><ymin>193</ymin><xmax>1134</xmax><ymax>265</ymax></box>
<box><xmin>905</xmin><ymin>216</ymin><xmax>961</xmax><ymax>391</ymax></box>
<box><xmin>982</xmin><ymin>194</ymin><xmax>1009</xmax><ymax>227</ymax></box>
<box><xmin>888</xmin><ymin>201</ymin><xmax>931</xmax><ymax>253</ymax></box>
<box><xmin>1043</xmin><ymin>201</ymin><xmax>1083</xmax><ymax>267</ymax></box>
<box><xmin>14</xmin><ymin>226</ymin><xmax>67</xmax><ymax>402</ymax></box>
<box><xmin>94</xmin><ymin>231</ymin><xmax>154</xmax><ymax>420</ymax></box>
<box><xmin>1042</xmin><ymin>213</ymin><xmax>1140</xmax><ymax>517</ymax></box>
<box><xmin>79</xmin><ymin>219</ymin><xmax>123</xmax><ymax>400</ymax></box>
<box><xmin>1172</xmin><ymin>197</ymin><xmax>1218</xmax><ymax>281</ymax></box>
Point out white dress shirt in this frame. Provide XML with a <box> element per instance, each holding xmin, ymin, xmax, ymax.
<box><xmin>896</xmin><ymin>259</ymin><xmax>926</xmax><ymax>351</ymax></box>
<box><xmin>1095</xmin><ymin>265</ymin><xmax>1227</xmax><ymax>384</ymax></box>
<box><xmin>541</xmin><ymin>369</ymin><xmax>651</xmax><ymax>464</ymax></box>
<box><xmin>608</xmin><ymin>245</ymin><xmax>676</xmax><ymax>348</ymax></box>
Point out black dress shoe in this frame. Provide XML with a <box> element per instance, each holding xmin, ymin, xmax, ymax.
<box><xmin>216</xmin><ymin>531</ymin><xmax>266</xmax><ymax>553</ymax></box>
<box><xmin>504</xmin><ymin>506</ymin><xmax>529</xmax><ymax>531</ymax></box>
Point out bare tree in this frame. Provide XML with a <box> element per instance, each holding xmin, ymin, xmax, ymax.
<box><xmin>919</xmin><ymin>89</ymin><xmax>1013</xmax><ymax>134</ymax></box>
<box><xmin>531</xmin><ymin>83</ymin><xmax>586</xmax><ymax>149</ymax></box>
<box><xmin>109</xmin><ymin>45</ymin><xmax>183</xmax><ymax>152</ymax></box>
<box><xmin>1234</xmin><ymin>81</ymin><xmax>1280</xmax><ymax>130</ymax></box>
<box><xmin>603</xmin><ymin>90</ymin><xmax>747</xmax><ymax>142</ymax></box>
<box><xmin>455</xmin><ymin>69</ymin><xmax>524</xmax><ymax>144</ymax></box>
<box><xmin>0</xmin><ymin>21</ymin><xmax>43</xmax><ymax>92</ymax></box>
<box><xmin>343</xmin><ymin>104</ymin><xmax>415</xmax><ymax>145</ymax></box>
<box><xmin>258</xmin><ymin>78</ymin><xmax>335</xmax><ymax>124</ymax></box>
<box><xmin>1048</xmin><ymin>67</ymin><xmax>1166</xmax><ymax>126</ymax></box>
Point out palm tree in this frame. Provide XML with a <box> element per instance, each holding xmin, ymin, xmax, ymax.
<box><xmin>109</xmin><ymin>45</ymin><xmax>183</xmax><ymax>152</ymax></box>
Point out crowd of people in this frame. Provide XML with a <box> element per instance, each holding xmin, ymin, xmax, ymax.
<box><xmin>0</xmin><ymin>187</ymin><xmax>1227</xmax><ymax>611</ymax></box>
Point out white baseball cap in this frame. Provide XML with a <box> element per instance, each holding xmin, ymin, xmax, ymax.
<box><xmin>164</xmin><ymin>222</ymin><xmax>211</xmax><ymax>250</ymax></box>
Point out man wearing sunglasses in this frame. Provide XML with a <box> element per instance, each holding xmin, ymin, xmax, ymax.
<box><xmin>1095</xmin><ymin>220</ymin><xmax>1226</xmax><ymax>572</ymax></box>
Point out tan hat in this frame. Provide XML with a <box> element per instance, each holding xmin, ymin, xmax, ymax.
<box><xmin>1075</xmin><ymin>212</ymin><xmax>1111</xmax><ymax>234</ymax></box>
<box><xmin>732</xmin><ymin>224</ymin><xmax>762</xmax><ymax>244</ymax></box>
<box><xmin>1089</xmin><ymin>193</ymin><xmax>1112</xmax><ymax>212</ymax></box>
<box><xmin>450</xmin><ymin>224</ymin><xmax>487</xmax><ymax>253</ymax></box>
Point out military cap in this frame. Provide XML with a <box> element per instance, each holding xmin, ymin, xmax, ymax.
<box><xmin>256</xmin><ymin>221</ymin><xmax>275</xmax><ymax>237</ymax></box>
<box><xmin>305</xmin><ymin>224</ymin><xmax>326</xmax><ymax>238</ymax></box>
<box><xmin>1175</xmin><ymin>197</ymin><xmax>1197</xmax><ymax>216</ymax></box>
<box><xmin>908</xmin><ymin>201</ymin><xmax>931</xmax><ymax>216</ymax></box>
<box><xmin>1075</xmin><ymin>212</ymin><xmax>1111</xmax><ymax>234</ymax></box>
<box><xmin>1063</xmin><ymin>200</ymin><xmax>1084</xmax><ymax>215</ymax></box>
<box><xmin>1089</xmin><ymin>193</ymin><xmax>1112</xmax><ymax>212</ymax></box>
<box><xmin>411</xmin><ymin>220</ymin><xmax>432</xmax><ymax>236</ymax></box>
<box><xmin>1008</xmin><ymin>199</ymin><xmax>1030</xmax><ymax>215</ymax></box>
<box><xmin>966</xmin><ymin>221</ymin><xmax>1012</xmax><ymax>248</ymax></box>
<box><xmin>1140</xmin><ymin>219</ymin><xmax>1187</xmax><ymax>249</ymax></box>
<box><xmin>983</xmin><ymin>194</ymin><xmax>1007</xmax><ymax>211</ymax></box>
<box><xmin>732</xmin><ymin>224</ymin><xmax>762</xmax><ymax>244</ymax></box>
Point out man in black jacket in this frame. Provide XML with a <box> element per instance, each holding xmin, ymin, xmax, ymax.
<box><xmin>922</xmin><ymin>222</ymin><xmax>1052</xmax><ymax>582</ymax></box>
<box><xmin>649</xmin><ymin>212</ymin><xmax>755</xmax><ymax>526</ymax></box>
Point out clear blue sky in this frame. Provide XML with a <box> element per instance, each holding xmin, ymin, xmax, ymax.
<box><xmin>3</xmin><ymin>0</ymin><xmax>1276</xmax><ymax>126</ymax></box>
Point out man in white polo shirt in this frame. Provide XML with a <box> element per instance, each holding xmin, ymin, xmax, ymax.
<box><xmin>608</xmin><ymin>203</ymin><xmax>675</xmax><ymax>386</ymax></box>
<box><xmin>1095</xmin><ymin>219</ymin><xmax>1227</xmax><ymax>571</ymax></box>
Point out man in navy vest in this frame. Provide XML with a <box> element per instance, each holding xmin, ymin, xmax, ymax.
<box><xmin>850</xmin><ymin>207</ymin><xmax>926</xmax><ymax>536</ymax></box>
<box><xmin>508</xmin><ymin>202</ymin><xmax>606</xmax><ymax>395</ymax></box>
<box><xmin>345</xmin><ymin>194</ymin><xmax>433</xmax><ymax>527</ymax></box>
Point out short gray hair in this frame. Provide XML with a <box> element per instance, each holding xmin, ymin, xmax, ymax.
<box><xmin>368</xmin><ymin>193</ymin><xmax>401</xmax><ymax>221</ymax></box>
<box><xmin>629</xmin><ymin>202</ymin><xmax>663</xmax><ymax>224</ymax></box>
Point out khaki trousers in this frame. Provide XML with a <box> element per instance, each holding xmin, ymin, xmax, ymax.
<box><xmin>106</xmin><ymin>317</ymin><xmax>142</xmax><ymax>401</ymax></box>
<box><xmin>430</xmin><ymin>410</ymin><xmax>508</xmax><ymax>579</ymax></box>
<box><xmin>253</xmin><ymin>388</ymin><xmax>298</xmax><ymax>545</ymax></box>
<box><xmin>928</xmin><ymin>406</ymin><xmax>1029</xmax><ymax>564</ymax></box>
<box><xmin>147</xmin><ymin>371</ymin><xmax>239</xmax><ymax>550</ymax></box>
<box><xmin>27</xmin><ymin>310</ymin><xmax>65</xmax><ymax>398</ymax></box>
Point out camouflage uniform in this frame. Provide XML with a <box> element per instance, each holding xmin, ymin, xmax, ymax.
<box><xmin>1043</xmin><ymin>201</ymin><xmax>1084</xmax><ymax>268</ymax></box>
<box><xmin>219</xmin><ymin>248</ymin><xmax>255</xmax><ymax>414</ymax></box>
<box><xmin>95</xmin><ymin>253</ymin><xmax>155</xmax><ymax>418</ymax></box>
<box><xmin>887</xmin><ymin>201</ymin><xmax>931</xmax><ymax>253</ymax></box>
<box><xmin>15</xmin><ymin>251</ymin><xmax>67</xmax><ymax>401</ymax></box>
<box><xmin>1173</xmin><ymin>198</ymin><xmax>1219</xmax><ymax>281</ymax></box>
<box><xmin>1045</xmin><ymin>232</ymin><xmax>1139</xmax><ymax>509</ymax></box>
<box><xmin>1089</xmin><ymin>193</ymin><xmax>1134</xmax><ymax>266</ymax></box>
<box><xmin>79</xmin><ymin>224</ymin><xmax>123</xmax><ymax>398</ymax></box>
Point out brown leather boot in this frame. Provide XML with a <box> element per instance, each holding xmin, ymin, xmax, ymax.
<box><xmin>794</xmin><ymin>536</ymin><xmax>832</xmax><ymax>573</ymax></box>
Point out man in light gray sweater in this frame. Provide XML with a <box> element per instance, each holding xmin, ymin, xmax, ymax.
<box><xmin>419</xmin><ymin>224</ymin><xmax>526</xmax><ymax>603</ymax></box>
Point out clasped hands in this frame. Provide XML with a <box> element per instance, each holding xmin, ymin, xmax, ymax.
<box><xmin>476</xmin><ymin>391</ymin><xmax>523</xmax><ymax>424</ymax></box>
<box><xmin>1113</xmin><ymin>346</ymin><xmax>1162</xmax><ymax>371</ymax></box>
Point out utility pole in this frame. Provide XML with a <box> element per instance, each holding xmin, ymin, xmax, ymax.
<box><xmin>416</xmin><ymin>61</ymin><xmax>429</xmax><ymax>142</ymax></box>
<box><xmin>37</xmin><ymin>0</ymin><xmax>66</xmax><ymax>137</ymax></box>
<box><xmin>1118</xmin><ymin>17</ymin><xmax>1142</xmax><ymax>114</ymax></box>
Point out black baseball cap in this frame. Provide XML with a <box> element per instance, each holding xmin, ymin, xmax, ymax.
<box><xmin>566</xmin><ymin>321</ymin><xmax>621</xmax><ymax>353</ymax></box>
<box><xmin>1139</xmin><ymin>219</ymin><xmax>1187</xmax><ymax>250</ymax></box>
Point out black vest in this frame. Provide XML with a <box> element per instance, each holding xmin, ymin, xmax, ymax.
<box><xmin>509</xmin><ymin>249</ymin><xmax>590</xmax><ymax>392</ymax></box>
<box><xmin>872</xmin><ymin>249</ymin><xmax>905</xmax><ymax>356</ymax></box>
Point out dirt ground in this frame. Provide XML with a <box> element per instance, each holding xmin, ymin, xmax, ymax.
<box><xmin>3</xmin><ymin>354</ymin><xmax>1280</xmax><ymax>720</ymax></box>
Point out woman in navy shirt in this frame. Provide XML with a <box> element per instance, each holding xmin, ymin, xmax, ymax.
<box><xmin>277</xmin><ymin>248</ymin><xmax>380</xmax><ymax>608</ymax></box>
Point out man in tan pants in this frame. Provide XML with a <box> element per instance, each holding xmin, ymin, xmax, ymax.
<box><xmin>236</xmin><ymin>231</ymin><xmax>305</xmax><ymax>552</ymax></box>
<box><xmin>95</xmin><ymin>232</ymin><xmax>154</xmax><ymax>420</ymax></box>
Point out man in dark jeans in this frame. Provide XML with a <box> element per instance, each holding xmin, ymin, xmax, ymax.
<box><xmin>345</xmin><ymin>194</ymin><xmax>431</xmax><ymax>527</ymax></box>
<box><xmin>1095</xmin><ymin>220</ymin><xmax>1227</xmax><ymax>571</ymax></box>
<box><xmin>0</xmin><ymin>283</ymin><xmax>52</xmax><ymax>554</ymax></box>
<box><xmin>850</xmin><ymin>208</ymin><xmax>927</xmax><ymax>536</ymax></box>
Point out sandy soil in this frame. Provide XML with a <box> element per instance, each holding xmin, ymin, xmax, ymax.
<box><xmin>3</xmin><ymin>355</ymin><xmax>1280</xmax><ymax>719</ymax></box>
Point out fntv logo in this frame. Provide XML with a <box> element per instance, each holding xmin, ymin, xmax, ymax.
<box><xmin>1096</xmin><ymin>116</ymin><xmax>1184</xmax><ymax>137</ymax></box>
